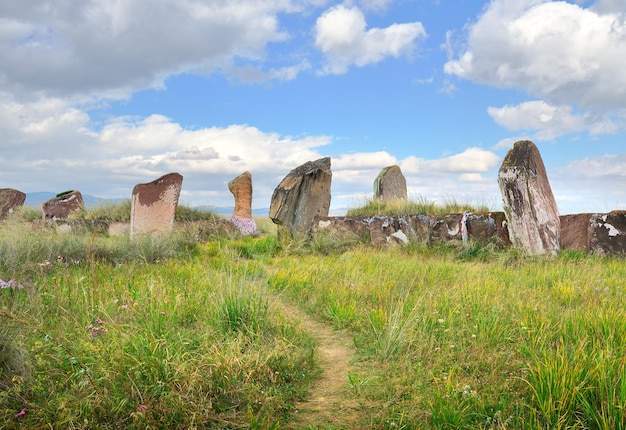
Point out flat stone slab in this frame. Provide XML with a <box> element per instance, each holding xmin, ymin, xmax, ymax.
<box><xmin>131</xmin><ymin>173</ymin><xmax>183</xmax><ymax>237</ymax></box>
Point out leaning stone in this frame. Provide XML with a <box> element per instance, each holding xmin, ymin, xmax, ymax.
<box><xmin>130</xmin><ymin>173</ymin><xmax>183</xmax><ymax>238</ymax></box>
<box><xmin>42</xmin><ymin>190</ymin><xmax>84</xmax><ymax>220</ymax></box>
<box><xmin>374</xmin><ymin>165</ymin><xmax>407</xmax><ymax>201</ymax></box>
<box><xmin>269</xmin><ymin>157</ymin><xmax>332</xmax><ymax>237</ymax></box>
<box><xmin>0</xmin><ymin>188</ymin><xmax>26</xmax><ymax>219</ymax></box>
<box><xmin>498</xmin><ymin>140</ymin><xmax>560</xmax><ymax>256</ymax></box>
<box><xmin>228</xmin><ymin>171</ymin><xmax>257</xmax><ymax>235</ymax></box>
<box><xmin>589</xmin><ymin>211</ymin><xmax>626</xmax><ymax>256</ymax></box>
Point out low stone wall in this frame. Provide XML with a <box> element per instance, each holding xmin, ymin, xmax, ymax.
<box><xmin>561</xmin><ymin>211</ymin><xmax>626</xmax><ymax>256</ymax></box>
<box><xmin>314</xmin><ymin>212</ymin><xmax>511</xmax><ymax>248</ymax></box>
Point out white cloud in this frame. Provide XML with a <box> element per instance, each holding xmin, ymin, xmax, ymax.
<box><xmin>0</xmin><ymin>0</ymin><xmax>314</xmax><ymax>100</ymax></box>
<box><xmin>314</xmin><ymin>5</ymin><xmax>426</xmax><ymax>75</ymax></box>
<box><xmin>400</xmin><ymin>147</ymin><xmax>501</xmax><ymax>175</ymax></box>
<box><xmin>550</xmin><ymin>152</ymin><xmax>626</xmax><ymax>213</ymax></box>
<box><xmin>444</xmin><ymin>0</ymin><xmax>626</xmax><ymax>109</ymax></box>
<box><xmin>488</xmin><ymin>100</ymin><xmax>626</xmax><ymax>140</ymax></box>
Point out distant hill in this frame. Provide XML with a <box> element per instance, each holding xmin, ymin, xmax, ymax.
<box><xmin>25</xmin><ymin>192</ymin><xmax>270</xmax><ymax>215</ymax></box>
<box><xmin>25</xmin><ymin>192</ymin><xmax>126</xmax><ymax>209</ymax></box>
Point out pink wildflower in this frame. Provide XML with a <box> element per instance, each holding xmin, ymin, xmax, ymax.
<box><xmin>15</xmin><ymin>408</ymin><xmax>27</xmax><ymax>418</ymax></box>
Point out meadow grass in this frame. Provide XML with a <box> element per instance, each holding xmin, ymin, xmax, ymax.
<box><xmin>267</xmin><ymin>245</ymin><xmax>626</xmax><ymax>429</ymax></box>
<box><xmin>346</xmin><ymin>196</ymin><xmax>491</xmax><ymax>217</ymax></box>
<box><xmin>1</xmin><ymin>207</ymin><xmax>625</xmax><ymax>428</ymax></box>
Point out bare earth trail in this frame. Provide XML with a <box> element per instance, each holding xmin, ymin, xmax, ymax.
<box><xmin>268</xmin><ymin>294</ymin><xmax>365</xmax><ymax>429</ymax></box>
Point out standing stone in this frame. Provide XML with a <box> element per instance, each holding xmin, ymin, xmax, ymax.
<box><xmin>228</xmin><ymin>171</ymin><xmax>257</xmax><ymax>235</ymax></box>
<box><xmin>269</xmin><ymin>157</ymin><xmax>332</xmax><ymax>237</ymax></box>
<box><xmin>0</xmin><ymin>188</ymin><xmax>26</xmax><ymax>219</ymax></box>
<box><xmin>374</xmin><ymin>165</ymin><xmax>407</xmax><ymax>201</ymax></box>
<box><xmin>42</xmin><ymin>190</ymin><xmax>84</xmax><ymax>219</ymax></box>
<box><xmin>498</xmin><ymin>140</ymin><xmax>560</xmax><ymax>256</ymax></box>
<box><xmin>130</xmin><ymin>173</ymin><xmax>183</xmax><ymax>238</ymax></box>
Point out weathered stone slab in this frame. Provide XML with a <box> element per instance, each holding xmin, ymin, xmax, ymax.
<box><xmin>589</xmin><ymin>211</ymin><xmax>626</xmax><ymax>256</ymax></box>
<box><xmin>560</xmin><ymin>214</ymin><xmax>593</xmax><ymax>252</ymax></box>
<box><xmin>498</xmin><ymin>140</ymin><xmax>560</xmax><ymax>256</ymax></box>
<box><xmin>42</xmin><ymin>190</ymin><xmax>84</xmax><ymax>220</ymax></box>
<box><xmin>374</xmin><ymin>165</ymin><xmax>407</xmax><ymax>201</ymax></box>
<box><xmin>228</xmin><ymin>171</ymin><xmax>257</xmax><ymax>235</ymax></box>
<box><xmin>0</xmin><ymin>188</ymin><xmax>26</xmax><ymax>219</ymax></box>
<box><xmin>130</xmin><ymin>173</ymin><xmax>183</xmax><ymax>238</ymax></box>
<box><xmin>315</xmin><ymin>212</ymin><xmax>510</xmax><ymax>247</ymax></box>
<box><xmin>269</xmin><ymin>157</ymin><xmax>332</xmax><ymax>236</ymax></box>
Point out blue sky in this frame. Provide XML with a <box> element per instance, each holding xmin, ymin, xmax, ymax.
<box><xmin>1</xmin><ymin>0</ymin><xmax>625</xmax><ymax>215</ymax></box>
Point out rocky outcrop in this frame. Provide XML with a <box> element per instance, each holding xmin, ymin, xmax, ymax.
<box><xmin>0</xmin><ymin>188</ymin><xmax>26</xmax><ymax>219</ymax></box>
<box><xmin>42</xmin><ymin>190</ymin><xmax>84</xmax><ymax>220</ymax></box>
<box><xmin>374</xmin><ymin>165</ymin><xmax>407</xmax><ymax>201</ymax></box>
<box><xmin>498</xmin><ymin>140</ymin><xmax>560</xmax><ymax>256</ymax></box>
<box><xmin>130</xmin><ymin>173</ymin><xmax>183</xmax><ymax>238</ymax></box>
<box><xmin>315</xmin><ymin>212</ymin><xmax>510</xmax><ymax>248</ymax></box>
<box><xmin>269</xmin><ymin>157</ymin><xmax>332</xmax><ymax>237</ymax></box>
<box><xmin>228</xmin><ymin>171</ymin><xmax>257</xmax><ymax>235</ymax></box>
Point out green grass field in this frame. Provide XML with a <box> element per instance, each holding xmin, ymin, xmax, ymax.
<box><xmin>1</xmin><ymin>205</ymin><xmax>625</xmax><ymax>429</ymax></box>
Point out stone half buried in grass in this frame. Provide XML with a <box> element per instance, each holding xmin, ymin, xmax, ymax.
<box><xmin>42</xmin><ymin>190</ymin><xmax>84</xmax><ymax>220</ymax></box>
<box><xmin>0</xmin><ymin>188</ymin><xmax>26</xmax><ymax>219</ymax></box>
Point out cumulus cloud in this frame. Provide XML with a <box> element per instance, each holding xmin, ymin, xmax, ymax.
<box><xmin>445</xmin><ymin>0</ymin><xmax>626</xmax><ymax>109</ymax></box>
<box><xmin>0</xmin><ymin>0</ymin><xmax>313</xmax><ymax>100</ymax></box>
<box><xmin>488</xmin><ymin>100</ymin><xmax>626</xmax><ymax>140</ymax></box>
<box><xmin>550</xmin><ymin>152</ymin><xmax>626</xmax><ymax>213</ymax></box>
<box><xmin>400</xmin><ymin>147</ymin><xmax>501</xmax><ymax>175</ymax></box>
<box><xmin>444</xmin><ymin>0</ymin><xmax>626</xmax><ymax>141</ymax></box>
<box><xmin>314</xmin><ymin>5</ymin><xmax>426</xmax><ymax>75</ymax></box>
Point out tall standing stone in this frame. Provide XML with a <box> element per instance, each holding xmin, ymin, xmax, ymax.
<box><xmin>374</xmin><ymin>165</ymin><xmax>407</xmax><ymax>201</ymax></box>
<box><xmin>228</xmin><ymin>171</ymin><xmax>257</xmax><ymax>235</ymax></box>
<box><xmin>0</xmin><ymin>188</ymin><xmax>26</xmax><ymax>219</ymax></box>
<box><xmin>130</xmin><ymin>173</ymin><xmax>183</xmax><ymax>238</ymax></box>
<box><xmin>498</xmin><ymin>140</ymin><xmax>560</xmax><ymax>256</ymax></box>
<box><xmin>269</xmin><ymin>157</ymin><xmax>332</xmax><ymax>237</ymax></box>
<box><xmin>42</xmin><ymin>190</ymin><xmax>84</xmax><ymax>219</ymax></box>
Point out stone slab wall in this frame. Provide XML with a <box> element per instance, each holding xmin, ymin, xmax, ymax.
<box><xmin>315</xmin><ymin>212</ymin><xmax>511</xmax><ymax>248</ymax></box>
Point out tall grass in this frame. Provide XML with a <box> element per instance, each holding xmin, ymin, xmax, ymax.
<box><xmin>0</xmin><ymin>240</ymin><xmax>316</xmax><ymax>428</ymax></box>
<box><xmin>346</xmin><ymin>195</ymin><xmax>491</xmax><ymax>216</ymax></box>
<box><xmin>267</xmin><ymin>246</ymin><xmax>626</xmax><ymax>428</ymax></box>
<box><xmin>1</xmin><ymin>207</ymin><xmax>625</xmax><ymax>428</ymax></box>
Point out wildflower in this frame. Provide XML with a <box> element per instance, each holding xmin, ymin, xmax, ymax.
<box><xmin>87</xmin><ymin>318</ymin><xmax>107</xmax><ymax>336</ymax></box>
<box><xmin>15</xmin><ymin>408</ymin><xmax>27</xmax><ymax>418</ymax></box>
<box><xmin>0</xmin><ymin>279</ymin><xmax>24</xmax><ymax>290</ymax></box>
<box><xmin>138</xmin><ymin>405</ymin><xmax>148</xmax><ymax>413</ymax></box>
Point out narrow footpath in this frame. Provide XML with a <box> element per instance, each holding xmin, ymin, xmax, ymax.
<box><xmin>269</xmin><ymin>295</ymin><xmax>365</xmax><ymax>429</ymax></box>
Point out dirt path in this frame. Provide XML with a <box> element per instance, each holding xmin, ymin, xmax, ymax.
<box><xmin>269</xmin><ymin>295</ymin><xmax>364</xmax><ymax>429</ymax></box>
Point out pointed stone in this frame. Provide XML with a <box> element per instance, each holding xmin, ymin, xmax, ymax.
<box><xmin>498</xmin><ymin>140</ymin><xmax>560</xmax><ymax>255</ymax></box>
<box><xmin>0</xmin><ymin>188</ymin><xmax>26</xmax><ymax>219</ymax></box>
<box><xmin>374</xmin><ymin>165</ymin><xmax>407</xmax><ymax>201</ymax></box>
<box><xmin>228</xmin><ymin>171</ymin><xmax>257</xmax><ymax>235</ymax></box>
<box><xmin>269</xmin><ymin>157</ymin><xmax>332</xmax><ymax>236</ymax></box>
<box><xmin>42</xmin><ymin>190</ymin><xmax>84</xmax><ymax>220</ymax></box>
<box><xmin>130</xmin><ymin>173</ymin><xmax>183</xmax><ymax>238</ymax></box>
